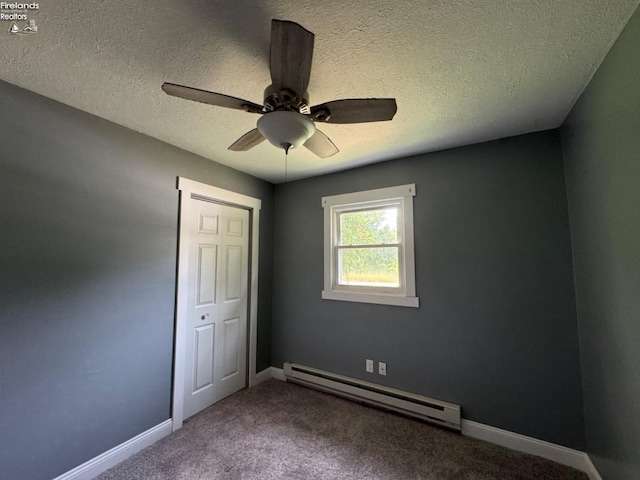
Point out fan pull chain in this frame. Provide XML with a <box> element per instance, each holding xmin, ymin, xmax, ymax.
<box><xmin>281</xmin><ymin>142</ymin><xmax>292</xmax><ymax>183</ymax></box>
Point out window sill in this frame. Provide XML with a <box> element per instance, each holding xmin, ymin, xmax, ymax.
<box><xmin>322</xmin><ymin>290</ymin><xmax>419</xmax><ymax>308</ymax></box>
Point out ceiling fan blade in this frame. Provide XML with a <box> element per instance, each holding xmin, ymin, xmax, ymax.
<box><xmin>162</xmin><ymin>83</ymin><xmax>263</xmax><ymax>113</ymax></box>
<box><xmin>270</xmin><ymin>20</ymin><xmax>314</xmax><ymax>97</ymax></box>
<box><xmin>310</xmin><ymin>98</ymin><xmax>397</xmax><ymax>124</ymax></box>
<box><xmin>228</xmin><ymin>129</ymin><xmax>266</xmax><ymax>151</ymax></box>
<box><xmin>303</xmin><ymin>129</ymin><xmax>339</xmax><ymax>158</ymax></box>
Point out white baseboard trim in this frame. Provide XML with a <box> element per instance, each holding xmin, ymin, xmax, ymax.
<box><xmin>271</xmin><ymin>366</ymin><xmax>286</xmax><ymax>381</ymax></box>
<box><xmin>52</xmin><ymin>419</ymin><xmax>172</xmax><ymax>480</ymax></box>
<box><xmin>584</xmin><ymin>455</ymin><xmax>603</xmax><ymax>480</ymax></box>
<box><xmin>254</xmin><ymin>367</ymin><xmax>275</xmax><ymax>385</ymax></box>
<box><xmin>462</xmin><ymin>419</ymin><xmax>589</xmax><ymax>472</ymax></box>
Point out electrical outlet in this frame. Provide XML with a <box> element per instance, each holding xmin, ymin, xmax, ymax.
<box><xmin>378</xmin><ymin>362</ymin><xmax>387</xmax><ymax>376</ymax></box>
<box><xmin>366</xmin><ymin>359</ymin><xmax>374</xmax><ymax>373</ymax></box>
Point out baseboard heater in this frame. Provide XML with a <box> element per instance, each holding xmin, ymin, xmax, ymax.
<box><xmin>283</xmin><ymin>362</ymin><xmax>461</xmax><ymax>431</ymax></box>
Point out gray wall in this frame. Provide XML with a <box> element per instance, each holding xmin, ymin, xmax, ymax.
<box><xmin>0</xmin><ymin>80</ymin><xmax>273</xmax><ymax>480</ymax></box>
<box><xmin>272</xmin><ymin>130</ymin><xmax>585</xmax><ymax>449</ymax></box>
<box><xmin>561</xmin><ymin>6</ymin><xmax>640</xmax><ymax>479</ymax></box>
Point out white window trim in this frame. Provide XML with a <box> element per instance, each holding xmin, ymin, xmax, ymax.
<box><xmin>322</xmin><ymin>184</ymin><xmax>419</xmax><ymax>308</ymax></box>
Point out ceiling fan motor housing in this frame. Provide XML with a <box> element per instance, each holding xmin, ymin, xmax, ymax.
<box><xmin>263</xmin><ymin>84</ymin><xmax>310</xmax><ymax>114</ymax></box>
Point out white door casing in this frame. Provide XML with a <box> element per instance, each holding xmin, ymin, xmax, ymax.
<box><xmin>173</xmin><ymin>178</ymin><xmax>261</xmax><ymax>431</ymax></box>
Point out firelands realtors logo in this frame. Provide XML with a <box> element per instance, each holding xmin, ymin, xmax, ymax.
<box><xmin>1</xmin><ymin>2</ymin><xmax>39</xmax><ymax>35</ymax></box>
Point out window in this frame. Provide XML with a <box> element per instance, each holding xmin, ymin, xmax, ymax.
<box><xmin>322</xmin><ymin>184</ymin><xmax>419</xmax><ymax>307</ymax></box>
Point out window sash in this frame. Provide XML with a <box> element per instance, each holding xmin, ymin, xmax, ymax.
<box><xmin>335</xmin><ymin>244</ymin><xmax>403</xmax><ymax>291</ymax></box>
<box><xmin>337</xmin><ymin>205</ymin><xmax>400</xmax><ymax>246</ymax></box>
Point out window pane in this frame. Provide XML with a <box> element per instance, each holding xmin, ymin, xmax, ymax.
<box><xmin>339</xmin><ymin>208</ymin><xmax>398</xmax><ymax>246</ymax></box>
<box><xmin>338</xmin><ymin>247</ymin><xmax>399</xmax><ymax>287</ymax></box>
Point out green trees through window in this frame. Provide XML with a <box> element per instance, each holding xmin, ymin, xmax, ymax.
<box><xmin>338</xmin><ymin>208</ymin><xmax>400</xmax><ymax>287</ymax></box>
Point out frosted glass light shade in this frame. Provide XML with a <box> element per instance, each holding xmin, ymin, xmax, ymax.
<box><xmin>257</xmin><ymin>111</ymin><xmax>316</xmax><ymax>150</ymax></box>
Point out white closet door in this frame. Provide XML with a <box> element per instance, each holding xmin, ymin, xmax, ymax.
<box><xmin>183</xmin><ymin>200</ymin><xmax>249</xmax><ymax>419</ymax></box>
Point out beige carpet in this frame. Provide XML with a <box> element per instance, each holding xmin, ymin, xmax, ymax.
<box><xmin>96</xmin><ymin>379</ymin><xmax>588</xmax><ymax>480</ymax></box>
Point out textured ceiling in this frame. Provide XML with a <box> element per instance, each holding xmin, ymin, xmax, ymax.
<box><xmin>1</xmin><ymin>1</ymin><xmax>638</xmax><ymax>183</ymax></box>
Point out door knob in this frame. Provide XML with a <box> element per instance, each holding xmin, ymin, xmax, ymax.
<box><xmin>201</xmin><ymin>313</ymin><xmax>209</xmax><ymax>320</ymax></box>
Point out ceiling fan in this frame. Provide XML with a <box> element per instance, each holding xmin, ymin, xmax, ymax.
<box><xmin>162</xmin><ymin>19</ymin><xmax>397</xmax><ymax>158</ymax></box>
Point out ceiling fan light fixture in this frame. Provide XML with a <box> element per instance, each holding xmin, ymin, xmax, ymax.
<box><xmin>257</xmin><ymin>111</ymin><xmax>316</xmax><ymax>151</ymax></box>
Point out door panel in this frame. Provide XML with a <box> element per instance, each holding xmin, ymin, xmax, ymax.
<box><xmin>226</xmin><ymin>216</ymin><xmax>244</xmax><ymax>236</ymax></box>
<box><xmin>216</xmin><ymin>206</ymin><xmax>249</xmax><ymax>401</ymax></box>
<box><xmin>193</xmin><ymin>324</ymin><xmax>215</xmax><ymax>392</ymax></box>
<box><xmin>197</xmin><ymin>245</ymin><xmax>217</xmax><ymax>306</ymax></box>
<box><xmin>222</xmin><ymin>317</ymin><xmax>240</xmax><ymax>379</ymax></box>
<box><xmin>184</xmin><ymin>200</ymin><xmax>249</xmax><ymax>420</ymax></box>
<box><xmin>224</xmin><ymin>246</ymin><xmax>243</xmax><ymax>302</ymax></box>
<box><xmin>199</xmin><ymin>212</ymin><xmax>219</xmax><ymax>234</ymax></box>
